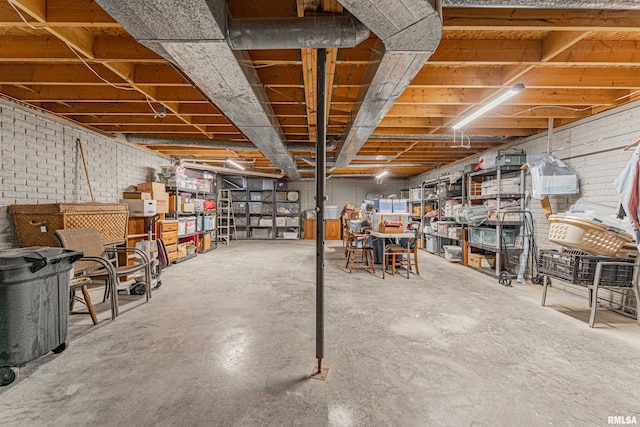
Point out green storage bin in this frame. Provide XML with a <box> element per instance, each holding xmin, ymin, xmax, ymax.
<box><xmin>496</xmin><ymin>150</ymin><xmax>526</xmax><ymax>167</ymax></box>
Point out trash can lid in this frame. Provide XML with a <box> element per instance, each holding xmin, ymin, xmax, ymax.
<box><xmin>0</xmin><ymin>247</ymin><xmax>81</xmax><ymax>271</ymax></box>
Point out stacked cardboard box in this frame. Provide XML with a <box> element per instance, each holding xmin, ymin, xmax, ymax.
<box><xmin>121</xmin><ymin>182</ymin><xmax>169</xmax><ymax>215</ymax></box>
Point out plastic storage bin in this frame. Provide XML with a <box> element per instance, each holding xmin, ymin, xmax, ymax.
<box><xmin>443</xmin><ymin>245</ymin><xmax>463</xmax><ymax>262</ymax></box>
<box><xmin>203</xmin><ymin>215</ymin><xmax>214</xmax><ymax>231</ymax></box>
<box><xmin>426</xmin><ymin>235</ymin><xmax>439</xmax><ymax>253</ymax></box>
<box><xmin>392</xmin><ymin>199</ymin><xmax>408</xmax><ymax>213</ymax></box>
<box><xmin>469</xmin><ymin>227</ymin><xmax>484</xmax><ymax>245</ymax></box>
<box><xmin>0</xmin><ymin>247</ymin><xmax>82</xmax><ymax>386</ymax></box>
<box><xmin>324</xmin><ymin>205</ymin><xmax>339</xmax><ymax>219</ymax></box>
<box><xmin>252</xmin><ymin>229</ymin><xmax>271</xmax><ymax>239</ymax></box>
<box><xmin>538</xmin><ymin>250</ymin><xmax>634</xmax><ymax>285</ymax></box>
<box><xmin>276</xmin><ymin>203</ymin><xmax>299</xmax><ymax>215</ymax></box>
<box><xmin>232</xmin><ymin>202</ymin><xmax>246</xmax><ymax>214</ymax></box>
<box><xmin>373</xmin><ymin>199</ymin><xmax>393</xmax><ymax>213</ymax></box>
<box><xmin>248</xmin><ymin>202</ymin><xmax>262</xmax><ymax>214</ymax></box>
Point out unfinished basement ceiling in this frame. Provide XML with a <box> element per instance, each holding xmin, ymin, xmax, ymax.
<box><xmin>3</xmin><ymin>0</ymin><xmax>640</xmax><ymax>180</ymax></box>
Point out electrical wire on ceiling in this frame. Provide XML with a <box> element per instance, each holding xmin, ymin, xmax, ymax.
<box><xmin>615</xmin><ymin>89</ymin><xmax>640</xmax><ymax>102</ymax></box>
<box><xmin>451</xmin><ymin>129</ymin><xmax>471</xmax><ymax>149</ymax></box>
<box><xmin>8</xmin><ymin>0</ymin><xmax>167</xmax><ymax>119</ymax></box>
<box><xmin>261</xmin><ymin>84</ymin><xmax>316</xmax><ymax>113</ymax></box>
<box><xmin>238</xmin><ymin>60</ymin><xmax>283</xmax><ymax>69</ymax></box>
<box><xmin>491</xmin><ymin>105</ymin><xmax>597</xmax><ymax>118</ymax></box>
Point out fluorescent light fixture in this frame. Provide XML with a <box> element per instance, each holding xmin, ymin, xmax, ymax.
<box><xmin>354</xmin><ymin>155</ymin><xmax>397</xmax><ymax>161</ymax></box>
<box><xmin>375</xmin><ymin>170</ymin><xmax>389</xmax><ymax>179</ymax></box>
<box><xmin>226</xmin><ymin>159</ymin><xmax>245</xmax><ymax>170</ymax></box>
<box><xmin>452</xmin><ymin>84</ymin><xmax>524</xmax><ymax>130</ymax></box>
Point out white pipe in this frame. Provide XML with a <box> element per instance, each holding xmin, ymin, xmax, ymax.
<box><xmin>180</xmin><ymin>162</ymin><xmax>284</xmax><ymax>179</ymax></box>
<box><xmin>547</xmin><ymin>118</ymin><xmax>554</xmax><ymax>154</ymax></box>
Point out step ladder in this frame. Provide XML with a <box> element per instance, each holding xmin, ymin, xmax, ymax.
<box><xmin>217</xmin><ymin>189</ymin><xmax>237</xmax><ymax>245</ymax></box>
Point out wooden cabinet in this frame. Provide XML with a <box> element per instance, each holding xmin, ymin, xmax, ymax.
<box><xmin>120</xmin><ymin>215</ymin><xmax>151</xmax><ymax>266</ymax></box>
<box><xmin>325</xmin><ymin>219</ymin><xmax>341</xmax><ymax>240</ymax></box>
<box><xmin>157</xmin><ymin>220</ymin><xmax>178</xmax><ymax>263</ymax></box>
<box><xmin>303</xmin><ymin>219</ymin><xmax>341</xmax><ymax>240</ymax></box>
<box><xmin>304</xmin><ymin>219</ymin><xmax>316</xmax><ymax>240</ymax></box>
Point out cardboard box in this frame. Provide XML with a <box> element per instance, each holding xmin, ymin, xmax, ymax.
<box><xmin>123</xmin><ymin>192</ymin><xmax>151</xmax><ymax>200</ymax></box>
<box><xmin>177</xmin><ymin>243</ymin><xmax>188</xmax><ymax>258</ymax></box>
<box><xmin>181</xmin><ymin>203</ymin><xmax>195</xmax><ymax>212</ymax></box>
<box><xmin>169</xmin><ymin>195</ymin><xmax>182</xmax><ymax>213</ymax></box>
<box><xmin>468</xmin><ymin>253</ymin><xmax>496</xmax><ymax>269</ymax></box>
<box><xmin>152</xmin><ymin>191</ymin><xmax>169</xmax><ymax>214</ymax></box>
<box><xmin>120</xmin><ymin>199</ymin><xmax>157</xmax><ymax>216</ymax></box>
<box><xmin>136</xmin><ymin>182</ymin><xmax>165</xmax><ymax>193</ymax></box>
<box><xmin>203</xmin><ymin>232</ymin><xmax>211</xmax><ymax>250</ymax></box>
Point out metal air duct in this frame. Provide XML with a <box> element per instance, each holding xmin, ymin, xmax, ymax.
<box><xmin>333</xmin><ymin>0</ymin><xmax>443</xmax><ymax>169</ymax></box>
<box><xmin>442</xmin><ymin>0</ymin><xmax>640</xmax><ymax>8</ymax></box>
<box><xmin>228</xmin><ymin>16</ymin><xmax>369</xmax><ymax>50</ymax></box>
<box><xmin>94</xmin><ymin>0</ymin><xmax>300</xmax><ymax>179</ymax></box>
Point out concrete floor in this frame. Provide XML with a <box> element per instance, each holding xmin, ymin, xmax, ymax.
<box><xmin>1</xmin><ymin>240</ymin><xmax>640</xmax><ymax>426</ymax></box>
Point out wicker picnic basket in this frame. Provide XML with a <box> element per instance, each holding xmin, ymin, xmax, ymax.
<box><xmin>8</xmin><ymin>203</ymin><xmax>129</xmax><ymax>247</ymax></box>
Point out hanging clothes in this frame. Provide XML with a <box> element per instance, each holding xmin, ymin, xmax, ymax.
<box><xmin>614</xmin><ymin>144</ymin><xmax>640</xmax><ymax>243</ymax></box>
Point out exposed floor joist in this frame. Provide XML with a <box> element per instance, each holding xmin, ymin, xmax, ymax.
<box><xmin>4</xmin><ymin>1</ymin><xmax>640</xmax><ymax>177</ymax></box>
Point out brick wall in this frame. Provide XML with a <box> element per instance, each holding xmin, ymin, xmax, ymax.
<box><xmin>409</xmin><ymin>101</ymin><xmax>640</xmax><ymax>303</ymax></box>
<box><xmin>409</xmin><ymin>100</ymin><xmax>640</xmax><ymax>253</ymax></box>
<box><xmin>0</xmin><ymin>99</ymin><xmax>169</xmax><ymax>249</ymax></box>
<box><xmin>288</xmin><ymin>178</ymin><xmax>408</xmax><ymax>213</ymax></box>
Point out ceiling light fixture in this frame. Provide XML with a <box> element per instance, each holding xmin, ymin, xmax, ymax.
<box><xmin>226</xmin><ymin>159</ymin><xmax>245</xmax><ymax>170</ymax></box>
<box><xmin>452</xmin><ymin>84</ymin><xmax>525</xmax><ymax>130</ymax></box>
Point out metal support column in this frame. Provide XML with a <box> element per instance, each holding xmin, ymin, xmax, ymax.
<box><xmin>312</xmin><ymin>48</ymin><xmax>329</xmax><ymax>380</ymax></box>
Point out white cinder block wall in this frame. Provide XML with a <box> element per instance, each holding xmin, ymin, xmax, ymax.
<box><xmin>410</xmin><ymin>100</ymin><xmax>640</xmax><ymax>255</ymax></box>
<box><xmin>289</xmin><ymin>178</ymin><xmax>408</xmax><ymax>213</ymax></box>
<box><xmin>0</xmin><ymin>99</ymin><xmax>168</xmax><ymax>249</ymax></box>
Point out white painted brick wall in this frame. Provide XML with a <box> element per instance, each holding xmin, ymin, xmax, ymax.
<box><xmin>410</xmin><ymin>100</ymin><xmax>640</xmax><ymax>254</ymax></box>
<box><xmin>289</xmin><ymin>178</ymin><xmax>408</xmax><ymax>214</ymax></box>
<box><xmin>0</xmin><ymin>99</ymin><xmax>169</xmax><ymax>249</ymax></box>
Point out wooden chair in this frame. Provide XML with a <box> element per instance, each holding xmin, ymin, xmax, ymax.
<box><xmin>69</xmin><ymin>277</ymin><xmax>98</xmax><ymax>325</ymax></box>
<box><xmin>345</xmin><ymin>232</ymin><xmax>376</xmax><ymax>274</ymax></box>
<box><xmin>55</xmin><ymin>227</ymin><xmax>152</xmax><ymax>320</ymax></box>
<box><xmin>385</xmin><ymin>241</ymin><xmax>420</xmax><ymax>276</ymax></box>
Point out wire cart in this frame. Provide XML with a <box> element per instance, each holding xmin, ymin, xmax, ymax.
<box><xmin>498</xmin><ymin>210</ymin><xmax>542</xmax><ymax>287</ymax></box>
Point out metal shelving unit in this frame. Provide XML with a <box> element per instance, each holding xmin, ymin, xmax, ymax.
<box><xmin>422</xmin><ymin>175</ymin><xmax>465</xmax><ymax>258</ymax></box>
<box><xmin>166</xmin><ymin>175</ymin><xmax>218</xmax><ymax>260</ymax></box>
<box><xmin>274</xmin><ymin>190</ymin><xmax>301</xmax><ymax>240</ymax></box>
<box><xmin>222</xmin><ymin>179</ymin><xmax>300</xmax><ymax>240</ymax></box>
<box><xmin>465</xmin><ymin>165</ymin><xmax>525</xmax><ymax>278</ymax></box>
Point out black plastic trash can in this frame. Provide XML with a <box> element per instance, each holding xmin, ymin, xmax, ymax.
<box><xmin>0</xmin><ymin>247</ymin><xmax>82</xmax><ymax>386</ymax></box>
